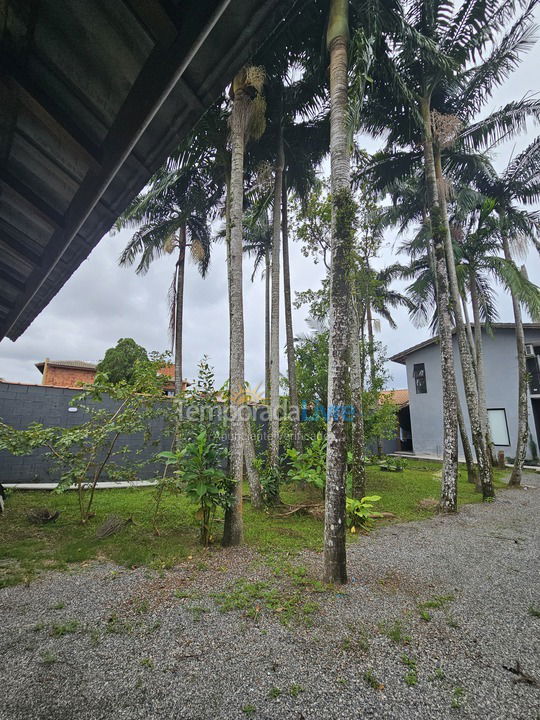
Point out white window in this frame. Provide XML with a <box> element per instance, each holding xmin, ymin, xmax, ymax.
<box><xmin>487</xmin><ymin>409</ymin><xmax>510</xmax><ymax>446</ymax></box>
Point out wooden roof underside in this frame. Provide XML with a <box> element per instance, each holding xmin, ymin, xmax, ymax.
<box><xmin>0</xmin><ymin>0</ymin><xmax>295</xmax><ymax>340</ymax></box>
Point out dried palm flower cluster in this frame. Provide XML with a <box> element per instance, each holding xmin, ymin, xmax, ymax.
<box><xmin>163</xmin><ymin>236</ymin><xmax>177</xmax><ymax>254</ymax></box>
<box><xmin>190</xmin><ymin>237</ymin><xmax>205</xmax><ymax>263</ymax></box>
<box><xmin>431</xmin><ymin>110</ymin><xmax>463</xmax><ymax>148</ymax></box>
<box><xmin>229</xmin><ymin>66</ymin><xmax>267</xmax><ymax>143</ymax></box>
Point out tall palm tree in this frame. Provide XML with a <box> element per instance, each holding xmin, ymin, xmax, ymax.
<box><xmin>116</xmin><ymin>152</ymin><xmax>216</xmax><ymax>395</ymax></box>
<box><xmin>472</xmin><ymin>138</ymin><xmax>540</xmax><ymax>484</ymax></box>
<box><xmin>359</xmin><ymin>0</ymin><xmax>540</xmax><ymax>505</ymax></box>
<box><xmin>223</xmin><ymin>66</ymin><xmax>266</xmax><ymax>546</ymax></box>
<box><xmin>324</xmin><ymin>0</ymin><xmax>353</xmax><ymax>584</ymax></box>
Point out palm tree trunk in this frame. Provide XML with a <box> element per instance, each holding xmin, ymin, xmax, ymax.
<box><xmin>366</xmin><ymin>299</ymin><xmax>382</xmax><ymax>456</ymax></box>
<box><xmin>223</xmin><ymin>86</ymin><xmax>249</xmax><ymax>546</ymax></box>
<box><xmin>174</xmin><ymin>227</ymin><xmax>186</xmax><ymax>396</ymax></box>
<box><xmin>420</xmin><ymin>97</ymin><xmax>458</xmax><ymax>512</ymax></box>
<box><xmin>457</xmin><ymin>393</ymin><xmax>479</xmax><ymax>487</ymax></box>
<box><xmin>265</xmin><ymin>246</ymin><xmax>271</xmax><ymax>404</ymax></box>
<box><xmin>470</xmin><ymin>274</ymin><xmax>494</xmax><ymax>462</ymax></box>
<box><xmin>243</xmin><ymin>420</ymin><xmax>264</xmax><ymax>508</ymax></box>
<box><xmin>324</xmin><ymin>0</ymin><xmax>351</xmax><ymax>584</ymax></box>
<box><xmin>433</xmin><ymin>145</ymin><xmax>494</xmax><ymax>501</ymax></box>
<box><xmin>350</xmin><ymin>293</ymin><xmax>366</xmax><ymax>498</ymax></box>
<box><xmin>502</xmin><ymin>234</ymin><xmax>528</xmax><ymax>486</ymax></box>
<box><xmin>269</xmin><ymin>128</ymin><xmax>284</xmax><ymax>487</ymax></box>
<box><xmin>282</xmin><ymin>173</ymin><xmax>303</xmax><ymax>453</ymax></box>
<box><xmin>366</xmin><ymin>300</ymin><xmax>377</xmax><ymax>388</ymax></box>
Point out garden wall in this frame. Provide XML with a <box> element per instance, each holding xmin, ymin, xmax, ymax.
<box><xmin>0</xmin><ymin>382</ymin><xmax>172</xmax><ymax>483</ymax></box>
<box><xmin>0</xmin><ymin>382</ymin><xmax>270</xmax><ymax>484</ymax></box>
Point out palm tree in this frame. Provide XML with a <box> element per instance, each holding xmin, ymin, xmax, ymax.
<box><xmin>223</xmin><ymin>66</ymin><xmax>266</xmax><ymax>546</ymax></box>
<box><xmin>471</xmin><ymin>138</ymin><xmax>540</xmax><ymax>484</ymax></box>
<box><xmin>359</xmin><ymin>0</ymin><xmax>540</xmax><ymax>505</ymax></box>
<box><xmin>116</xmin><ymin>152</ymin><xmax>216</xmax><ymax>395</ymax></box>
<box><xmin>324</xmin><ymin>0</ymin><xmax>353</xmax><ymax>584</ymax></box>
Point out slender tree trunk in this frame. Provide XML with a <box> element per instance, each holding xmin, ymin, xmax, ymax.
<box><xmin>470</xmin><ymin>274</ymin><xmax>494</xmax><ymax>463</ymax></box>
<box><xmin>174</xmin><ymin>227</ymin><xmax>186</xmax><ymax>396</ymax></box>
<box><xmin>223</xmin><ymin>87</ymin><xmax>249</xmax><ymax>546</ymax></box>
<box><xmin>366</xmin><ymin>300</ymin><xmax>382</xmax><ymax>456</ymax></box>
<box><xmin>282</xmin><ymin>173</ymin><xmax>303</xmax><ymax>453</ymax></box>
<box><xmin>350</xmin><ymin>294</ymin><xmax>366</xmax><ymax>498</ymax></box>
<box><xmin>265</xmin><ymin>246</ymin><xmax>271</xmax><ymax>404</ymax></box>
<box><xmin>269</xmin><ymin>127</ymin><xmax>284</xmax><ymax>487</ymax></box>
<box><xmin>420</xmin><ymin>97</ymin><xmax>459</xmax><ymax>512</ymax></box>
<box><xmin>366</xmin><ymin>300</ymin><xmax>376</xmax><ymax>389</ymax></box>
<box><xmin>244</xmin><ymin>419</ymin><xmax>264</xmax><ymax>508</ymax></box>
<box><xmin>457</xmin><ymin>393</ymin><xmax>479</xmax><ymax>487</ymax></box>
<box><xmin>324</xmin><ymin>0</ymin><xmax>352</xmax><ymax>584</ymax></box>
<box><xmin>502</xmin><ymin>234</ymin><xmax>528</xmax><ymax>486</ymax></box>
<box><xmin>434</xmin><ymin>145</ymin><xmax>494</xmax><ymax>500</ymax></box>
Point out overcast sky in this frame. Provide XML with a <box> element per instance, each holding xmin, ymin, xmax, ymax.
<box><xmin>1</xmin><ymin>23</ymin><xmax>539</xmax><ymax>392</ymax></box>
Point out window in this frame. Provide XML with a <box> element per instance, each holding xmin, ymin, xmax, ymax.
<box><xmin>413</xmin><ymin>363</ymin><xmax>427</xmax><ymax>394</ymax></box>
<box><xmin>487</xmin><ymin>409</ymin><xmax>510</xmax><ymax>446</ymax></box>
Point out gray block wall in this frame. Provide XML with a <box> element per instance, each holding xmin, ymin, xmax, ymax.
<box><xmin>0</xmin><ymin>382</ymin><xmax>172</xmax><ymax>483</ymax></box>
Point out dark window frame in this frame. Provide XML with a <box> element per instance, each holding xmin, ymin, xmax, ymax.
<box><xmin>487</xmin><ymin>407</ymin><xmax>511</xmax><ymax>447</ymax></box>
<box><xmin>413</xmin><ymin>363</ymin><xmax>427</xmax><ymax>394</ymax></box>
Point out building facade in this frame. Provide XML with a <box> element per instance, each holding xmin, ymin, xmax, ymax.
<box><xmin>391</xmin><ymin>324</ymin><xmax>540</xmax><ymax>461</ymax></box>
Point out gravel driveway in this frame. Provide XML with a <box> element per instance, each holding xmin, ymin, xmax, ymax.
<box><xmin>1</xmin><ymin>477</ymin><xmax>539</xmax><ymax>720</ymax></box>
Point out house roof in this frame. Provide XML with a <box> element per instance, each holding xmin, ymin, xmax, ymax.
<box><xmin>381</xmin><ymin>388</ymin><xmax>409</xmax><ymax>407</ymax></box>
<box><xmin>0</xmin><ymin>0</ymin><xmax>298</xmax><ymax>342</ymax></box>
<box><xmin>390</xmin><ymin>323</ymin><xmax>540</xmax><ymax>364</ymax></box>
<box><xmin>35</xmin><ymin>359</ymin><xmax>97</xmax><ymax>373</ymax></box>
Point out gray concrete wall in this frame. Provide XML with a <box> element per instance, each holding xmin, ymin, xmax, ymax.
<box><xmin>0</xmin><ymin>382</ymin><xmax>172</xmax><ymax>483</ymax></box>
<box><xmin>403</xmin><ymin>327</ymin><xmax>540</xmax><ymax>460</ymax></box>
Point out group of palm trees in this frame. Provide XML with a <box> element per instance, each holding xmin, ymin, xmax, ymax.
<box><xmin>116</xmin><ymin>0</ymin><xmax>540</xmax><ymax>583</ymax></box>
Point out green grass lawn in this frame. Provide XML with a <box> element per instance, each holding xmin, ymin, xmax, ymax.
<box><xmin>0</xmin><ymin>458</ymin><xmax>508</xmax><ymax>589</ymax></box>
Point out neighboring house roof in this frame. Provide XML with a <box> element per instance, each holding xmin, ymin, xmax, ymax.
<box><xmin>0</xmin><ymin>0</ymin><xmax>299</xmax><ymax>342</ymax></box>
<box><xmin>390</xmin><ymin>323</ymin><xmax>540</xmax><ymax>364</ymax></box>
<box><xmin>381</xmin><ymin>389</ymin><xmax>409</xmax><ymax>407</ymax></box>
<box><xmin>35</xmin><ymin>359</ymin><xmax>97</xmax><ymax>373</ymax></box>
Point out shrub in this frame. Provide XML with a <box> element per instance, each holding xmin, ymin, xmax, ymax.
<box><xmin>158</xmin><ymin>430</ymin><xmax>230</xmax><ymax>545</ymax></box>
<box><xmin>345</xmin><ymin>495</ymin><xmax>383</xmax><ymax>533</ymax></box>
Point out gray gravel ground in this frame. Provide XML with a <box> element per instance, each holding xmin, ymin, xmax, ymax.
<box><xmin>1</xmin><ymin>477</ymin><xmax>539</xmax><ymax>720</ymax></box>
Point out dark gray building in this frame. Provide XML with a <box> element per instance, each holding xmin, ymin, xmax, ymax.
<box><xmin>390</xmin><ymin>323</ymin><xmax>540</xmax><ymax>461</ymax></box>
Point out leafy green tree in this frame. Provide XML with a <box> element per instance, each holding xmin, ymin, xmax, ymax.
<box><xmin>96</xmin><ymin>338</ymin><xmax>149</xmax><ymax>385</ymax></box>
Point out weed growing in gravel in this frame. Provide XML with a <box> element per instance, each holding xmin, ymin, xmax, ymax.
<box><xmin>140</xmin><ymin>657</ymin><xmax>154</xmax><ymax>669</ymax></box>
<box><xmin>404</xmin><ymin>670</ymin><xmax>418</xmax><ymax>686</ymax></box>
<box><xmin>528</xmin><ymin>605</ymin><xmax>540</xmax><ymax>618</ymax></box>
<box><xmin>341</xmin><ymin>625</ymin><xmax>369</xmax><ymax>653</ymax></box>
<box><xmin>269</xmin><ymin>687</ymin><xmax>282</xmax><ymax>698</ymax></box>
<box><xmin>289</xmin><ymin>684</ymin><xmax>304</xmax><ymax>697</ymax></box>
<box><xmin>186</xmin><ymin>605</ymin><xmax>209</xmax><ymax>621</ymax></box>
<box><xmin>174</xmin><ymin>590</ymin><xmax>202</xmax><ymax>600</ymax></box>
<box><xmin>363</xmin><ymin>669</ymin><xmax>384</xmax><ymax>690</ymax></box>
<box><xmin>379</xmin><ymin>620</ymin><xmax>411</xmax><ymax>645</ymax></box>
<box><xmin>420</xmin><ymin>594</ymin><xmax>455</xmax><ymax>610</ymax></box>
<box><xmin>89</xmin><ymin>628</ymin><xmax>101</xmax><ymax>647</ymax></box>
<box><xmin>446</xmin><ymin>615</ymin><xmax>460</xmax><ymax>628</ymax></box>
<box><xmin>451</xmin><ymin>687</ymin><xmax>465</xmax><ymax>708</ymax></box>
<box><xmin>133</xmin><ymin>599</ymin><xmax>150</xmax><ymax>614</ymax></box>
<box><xmin>212</xmin><ymin>578</ymin><xmax>320</xmax><ymax>626</ymax></box>
<box><xmin>50</xmin><ymin>620</ymin><xmax>78</xmax><ymax>636</ymax></box>
<box><xmin>419</xmin><ymin>609</ymin><xmax>431</xmax><ymax>622</ymax></box>
<box><xmin>105</xmin><ymin>614</ymin><xmax>132</xmax><ymax>635</ymax></box>
<box><xmin>40</xmin><ymin>650</ymin><xmax>58</xmax><ymax>664</ymax></box>
<box><xmin>429</xmin><ymin>667</ymin><xmax>445</xmax><ymax>681</ymax></box>
<box><xmin>401</xmin><ymin>654</ymin><xmax>418</xmax><ymax>686</ymax></box>
<box><xmin>33</xmin><ymin>622</ymin><xmax>46</xmax><ymax>632</ymax></box>
<box><xmin>241</xmin><ymin>704</ymin><xmax>256</xmax><ymax>716</ymax></box>
<box><xmin>50</xmin><ymin>602</ymin><xmax>65</xmax><ymax>610</ymax></box>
